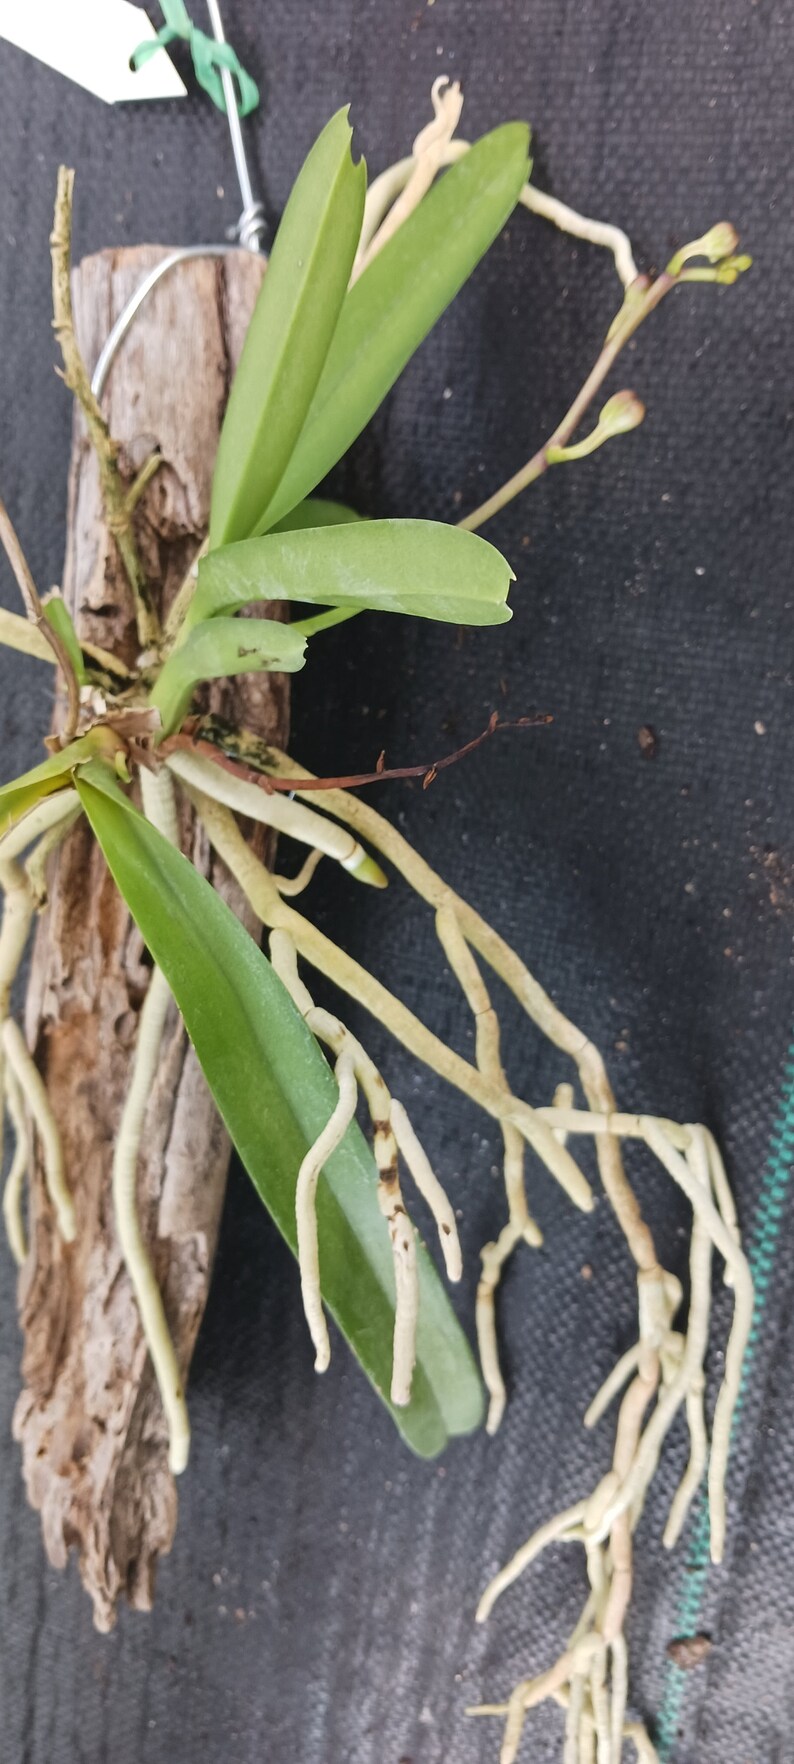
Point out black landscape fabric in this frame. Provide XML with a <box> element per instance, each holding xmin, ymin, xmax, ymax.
<box><xmin>0</xmin><ymin>2</ymin><xmax>791</xmax><ymax>1760</ymax></box>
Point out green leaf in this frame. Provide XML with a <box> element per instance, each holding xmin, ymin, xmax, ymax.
<box><xmin>255</xmin><ymin>123</ymin><xmax>530</xmax><ymax>534</ymax></box>
<box><xmin>186</xmin><ymin>520</ymin><xmax>513</xmax><ymax>631</ymax></box>
<box><xmin>269</xmin><ymin>496</ymin><xmax>363</xmax><ymax>533</ymax></box>
<box><xmin>0</xmin><ymin>608</ymin><xmax>55</xmax><ymax>665</ymax></box>
<box><xmin>209</xmin><ymin>109</ymin><xmax>366</xmax><ymax>549</ymax></box>
<box><xmin>42</xmin><ymin>594</ymin><xmax>86</xmax><ymax>685</ymax></box>
<box><xmin>150</xmin><ymin>617</ymin><xmax>306</xmax><ymax>737</ymax></box>
<box><xmin>76</xmin><ymin>764</ymin><xmax>483</xmax><ymax>1456</ymax></box>
<box><xmin>0</xmin><ymin>731</ymin><xmax>117</xmax><ymax>839</ymax></box>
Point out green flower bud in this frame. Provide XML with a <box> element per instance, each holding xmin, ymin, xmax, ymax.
<box><xmin>668</xmin><ymin>221</ymin><xmax>741</xmax><ymax>276</ymax></box>
<box><xmin>701</xmin><ymin>221</ymin><xmax>740</xmax><ymax>262</ymax></box>
<box><xmin>598</xmin><ymin>391</ymin><xmax>646</xmax><ymax>437</ymax></box>
<box><xmin>546</xmin><ymin>391</ymin><xmax>645</xmax><ymax>466</ymax></box>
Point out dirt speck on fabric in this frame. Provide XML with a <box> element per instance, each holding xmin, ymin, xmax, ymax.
<box><xmin>666</xmin><ymin>1634</ymin><xmax>713</xmax><ymax>1669</ymax></box>
<box><xmin>749</xmin><ymin>845</ymin><xmax>794</xmax><ymax>916</ymax></box>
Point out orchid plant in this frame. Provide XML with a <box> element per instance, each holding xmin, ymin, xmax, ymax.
<box><xmin>0</xmin><ymin>83</ymin><xmax>753</xmax><ymax>1764</ymax></box>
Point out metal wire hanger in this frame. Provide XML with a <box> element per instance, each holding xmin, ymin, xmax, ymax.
<box><xmin>91</xmin><ymin>0</ymin><xmax>266</xmax><ymax>401</ymax></box>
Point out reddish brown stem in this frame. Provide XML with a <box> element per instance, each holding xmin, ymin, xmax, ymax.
<box><xmin>165</xmin><ymin>711</ymin><xmax>551</xmax><ymax>796</ymax></box>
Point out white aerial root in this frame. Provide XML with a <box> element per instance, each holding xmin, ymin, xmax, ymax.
<box><xmin>476</xmin><ymin>1501</ymin><xmax>586</xmax><ymax>1624</ymax></box>
<box><xmin>435</xmin><ymin>902</ymin><xmax>544</xmax><ymax>1430</ymax></box>
<box><xmin>390</xmin><ymin>1099</ymin><xmax>462</xmax><ymax>1283</ymax></box>
<box><xmin>258</xmin><ymin>757</ymin><xmax>655</xmax><ymax>1250</ymax></box>
<box><xmin>232</xmin><ymin>755</ymin><xmax>753</xmax><ymax>1496</ymax></box>
<box><xmin>436</xmin><ymin>905</ymin><xmax>541</xmax><ymax>1248</ymax></box>
<box><xmin>475</xmin><ymin>1683</ymin><xmax>660</xmax><ymax>1764</ymax></box>
<box><xmin>0</xmin><ymin>791</ymin><xmax>81</xmax><ymax>1253</ymax></box>
<box><xmin>166</xmin><ymin>748</ymin><xmax>387</xmax><ymax>888</ymax></box>
<box><xmin>470</xmin><ymin>1110</ymin><xmax>750</xmax><ymax>1761</ymax></box>
<box><xmin>584</xmin><ymin>1343</ymin><xmax>643</xmax><ymax>1431</ymax></box>
<box><xmin>3</xmin><ymin>1018</ymin><xmax>76</xmax><ymax>1242</ymax></box>
<box><xmin>257</xmin><ymin>758</ymin><xmax>662</xmax><ymax>1364</ymax></box>
<box><xmin>295</xmin><ymin>1047</ymin><xmax>358</xmax><ymax>1373</ymax></box>
<box><xmin>355</xmin><ymin>79</ymin><xmax>639</xmax><ymax>291</ymax></box>
<box><xmin>3</xmin><ymin>1065</ymin><xmax>30</xmax><ymax>1265</ymax></box>
<box><xmin>0</xmin><ymin>792</ymin><xmax>81</xmax><ymax>1018</ymax></box>
<box><xmin>353</xmin><ymin>76</ymin><xmax>465</xmax><ymax>277</ymax></box>
<box><xmin>173</xmin><ymin>745</ymin><xmax>749</xmax><ymax>1757</ymax></box>
<box><xmin>552</xmin><ymin>1686</ymin><xmax>660</xmax><ymax>1764</ymax></box>
<box><xmin>379</xmin><ymin>1173</ymin><xmax>419</xmax><ymax>1407</ymax></box>
<box><xmin>702</xmin><ymin>1128</ymin><xmax>741</xmax><ymax>1282</ymax></box>
<box><xmin>106</xmin><ymin>767</ymin><xmax>191</xmax><ymax>1475</ymax></box>
<box><xmin>270</xmin><ymin>926</ymin><xmax>459</xmax><ymax>1405</ymax></box>
<box><xmin>640</xmin><ymin>1116</ymin><xmax>753</xmax><ymax>1565</ymax></box>
<box><xmin>180</xmin><ymin>777</ymin><xmax>596</xmax><ymax>1212</ymax></box>
<box><xmin>111</xmin><ymin>958</ymin><xmax>190</xmax><ymax>1474</ymax></box>
<box><xmin>273</xmin><ymin>846</ymin><xmax>324</xmax><ymax>897</ymax></box>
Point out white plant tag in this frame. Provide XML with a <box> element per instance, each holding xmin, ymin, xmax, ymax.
<box><xmin>0</xmin><ymin>0</ymin><xmax>187</xmax><ymax>104</ymax></box>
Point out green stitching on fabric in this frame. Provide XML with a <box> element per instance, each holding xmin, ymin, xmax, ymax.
<box><xmin>132</xmin><ymin>0</ymin><xmax>259</xmax><ymax>117</ymax></box>
<box><xmin>656</xmin><ymin>1041</ymin><xmax>794</xmax><ymax>1759</ymax></box>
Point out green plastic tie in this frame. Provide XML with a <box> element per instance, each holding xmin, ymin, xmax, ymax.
<box><xmin>132</xmin><ymin>0</ymin><xmax>259</xmax><ymax>117</ymax></box>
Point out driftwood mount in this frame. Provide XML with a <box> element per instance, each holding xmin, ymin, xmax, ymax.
<box><xmin>13</xmin><ymin>244</ymin><xmax>288</xmax><ymax>1631</ymax></box>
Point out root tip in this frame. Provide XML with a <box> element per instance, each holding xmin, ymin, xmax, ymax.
<box><xmin>58</xmin><ymin>1202</ymin><xmax>77</xmax><ymax>1243</ymax></box>
<box><xmin>168</xmin><ymin>1433</ymin><xmax>190</xmax><ymax>1476</ymax></box>
<box><xmin>486</xmin><ymin>1396</ymin><xmax>506</xmax><ymax>1436</ymax></box>
<box><xmin>447</xmin><ymin>1247</ymin><xmax>464</xmax><ymax>1282</ymax></box>
<box><xmin>351</xmin><ymin>853</ymin><xmax>389</xmax><ymax>889</ymax></box>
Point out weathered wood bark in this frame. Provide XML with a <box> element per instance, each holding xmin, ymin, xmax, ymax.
<box><xmin>12</xmin><ymin>247</ymin><xmax>288</xmax><ymax>1631</ymax></box>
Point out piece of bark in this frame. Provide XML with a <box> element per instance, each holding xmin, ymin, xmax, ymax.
<box><xmin>12</xmin><ymin>246</ymin><xmax>288</xmax><ymax>1631</ymax></box>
